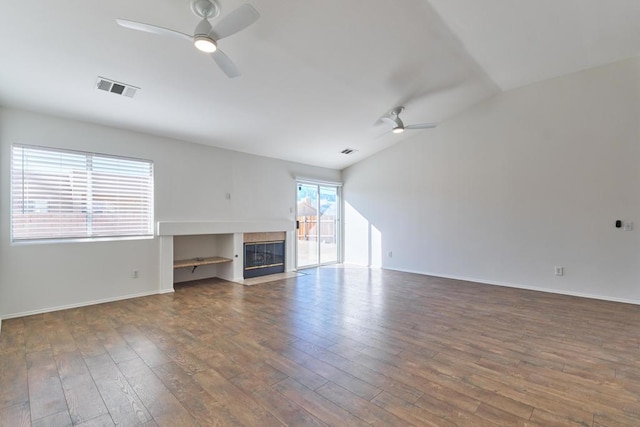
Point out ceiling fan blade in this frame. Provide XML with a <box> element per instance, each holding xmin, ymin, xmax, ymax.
<box><xmin>210</xmin><ymin>4</ymin><xmax>260</xmax><ymax>40</ymax></box>
<box><xmin>116</xmin><ymin>19</ymin><xmax>192</xmax><ymax>42</ymax></box>
<box><xmin>211</xmin><ymin>49</ymin><xmax>240</xmax><ymax>78</ymax></box>
<box><xmin>405</xmin><ymin>123</ymin><xmax>438</xmax><ymax>130</ymax></box>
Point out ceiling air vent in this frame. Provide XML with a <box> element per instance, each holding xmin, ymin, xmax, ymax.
<box><xmin>341</xmin><ymin>148</ymin><xmax>358</xmax><ymax>155</ymax></box>
<box><xmin>96</xmin><ymin>77</ymin><xmax>140</xmax><ymax>98</ymax></box>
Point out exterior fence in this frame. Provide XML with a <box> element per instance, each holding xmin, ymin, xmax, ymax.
<box><xmin>297</xmin><ymin>216</ymin><xmax>336</xmax><ymax>243</ymax></box>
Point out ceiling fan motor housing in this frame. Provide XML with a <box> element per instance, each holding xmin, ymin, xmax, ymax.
<box><xmin>389</xmin><ymin>107</ymin><xmax>405</xmax><ymax>131</ymax></box>
<box><xmin>194</xmin><ymin>18</ymin><xmax>213</xmax><ymax>37</ymax></box>
<box><xmin>193</xmin><ymin>11</ymin><xmax>216</xmax><ymax>52</ymax></box>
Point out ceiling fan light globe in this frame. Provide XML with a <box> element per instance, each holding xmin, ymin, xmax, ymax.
<box><xmin>194</xmin><ymin>36</ymin><xmax>217</xmax><ymax>53</ymax></box>
<box><xmin>392</xmin><ymin>126</ymin><xmax>404</xmax><ymax>134</ymax></box>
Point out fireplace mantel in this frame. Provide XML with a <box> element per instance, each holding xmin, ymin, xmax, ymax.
<box><xmin>157</xmin><ymin>220</ymin><xmax>293</xmax><ymax>236</ymax></box>
<box><xmin>157</xmin><ymin>219</ymin><xmax>295</xmax><ymax>292</ymax></box>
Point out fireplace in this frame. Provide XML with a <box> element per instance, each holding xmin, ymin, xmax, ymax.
<box><xmin>156</xmin><ymin>221</ymin><xmax>293</xmax><ymax>291</ymax></box>
<box><xmin>244</xmin><ymin>240</ymin><xmax>285</xmax><ymax>278</ymax></box>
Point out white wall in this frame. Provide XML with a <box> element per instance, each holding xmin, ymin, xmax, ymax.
<box><xmin>343</xmin><ymin>57</ymin><xmax>640</xmax><ymax>303</ymax></box>
<box><xmin>0</xmin><ymin>108</ymin><xmax>340</xmax><ymax>318</ymax></box>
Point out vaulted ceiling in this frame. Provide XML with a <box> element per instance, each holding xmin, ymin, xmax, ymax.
<box><xmin>1</xmin><ymin>1</ymin><xmax>640</xmax><ymax>169</ymax></box>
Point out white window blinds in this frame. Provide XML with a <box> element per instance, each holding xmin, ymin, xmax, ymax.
<box><xmin>11</xmin><ymin>145</ymin><xmax>154</xmax><ymax>242</ymax></box>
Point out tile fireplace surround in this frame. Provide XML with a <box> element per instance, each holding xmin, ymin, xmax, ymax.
<box><xmin>157</xmin><ymin>220</ymin><xmax>295</xmax><ymax>292</ymax></box>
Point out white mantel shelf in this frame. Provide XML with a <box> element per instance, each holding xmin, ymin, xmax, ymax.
<box><xmin>157</xmin><ymin>220</ymin><xmax>294</xmax><ymax>236</ymax></box>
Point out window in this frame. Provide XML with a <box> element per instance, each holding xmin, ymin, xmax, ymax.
<box><xmin>11</xmin><ymin>144</ymin><xmax>154</xmax><ymax>242</ymax></box>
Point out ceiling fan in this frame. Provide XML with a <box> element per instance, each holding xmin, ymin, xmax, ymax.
<box><xmin>382</xmin><ymin>107</ymin><xmax>437</xmax><ymax>134</ymax></box>
<box><xmin>116</xmin><ymin>0</ymin><xmax>259</xmax><ymax>78</ymax></box>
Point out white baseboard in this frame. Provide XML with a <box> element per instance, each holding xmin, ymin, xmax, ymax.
<box><xmin>1</xmin><ymin>289</ymin><xmax>173</xmax><ymax>320</ymax></box>
<box><xmin>384</xmin><ymin>266</ymin><xmax>640</xmax><ymax>306</ymax></box>
<box><xmin>0</xmin><ymin>318</ymin><xmax>2</xmax><ymax>334</ymax></box>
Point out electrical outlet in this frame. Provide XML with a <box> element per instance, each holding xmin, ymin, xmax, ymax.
<box><xmin>131</xmin><ymin>270</ymin><xmax>139</xmax><ymax>279</ymax></box>
<box><xmin>554</xmin><ymin>266</ymin><xmax>564</xmax><ymax>276</ymax></box>
<box><xmin>388</xmin><ymin>251</ymin><xmax>393</xmax><ymax>258</ymax></box>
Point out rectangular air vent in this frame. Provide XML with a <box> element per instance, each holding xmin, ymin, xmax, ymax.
<box><xmin>341</xmin><ymin>148</ymin><xmax>358</xmax><ymax>155</ymax></box>
<box><xmin>96</xmin><ymin>77</ymin><xmax>140</xmax><ymax>98</ymax></box>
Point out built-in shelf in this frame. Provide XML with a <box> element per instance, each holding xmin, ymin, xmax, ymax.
<box><xmin>174</xmin><ymin>256</ymin><xmax>233</xmax><ymax>270</ymax></box>
<box><xmin>172</xmin><ymin>234</ymin><xmax>234</xmax><ymax>282</ymax></box>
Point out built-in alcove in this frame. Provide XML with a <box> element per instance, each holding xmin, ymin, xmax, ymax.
<box><xmin>173</xmin><ymin>234</ymin><xmax>234</xmax><ymax>283</ymax></box>
<box><xmin>157</xmin><ymin>220</ymin><xmax>295</xmax><ymax>292</ymax></box>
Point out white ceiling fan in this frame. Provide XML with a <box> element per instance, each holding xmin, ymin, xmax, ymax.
<box><xmin>116</xmin><ymin>0</ymin><xmax>259</xmax><ymax>78</ymax></box>
<box><xmin>382</xmin><ymin>107</ymin><xmax>437</xmax><ymax>134</ymax></box>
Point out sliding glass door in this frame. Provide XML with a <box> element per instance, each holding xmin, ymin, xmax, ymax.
<box><xmin>296</xmin><ymin>182</ymin><xmax>340</xmax><ymax>268</ymax></box>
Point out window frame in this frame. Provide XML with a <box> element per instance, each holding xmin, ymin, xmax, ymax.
<box><xmin>10</xmin><ymin>144</ymin><xmax>155</xmax><ymax>244</ymax></box>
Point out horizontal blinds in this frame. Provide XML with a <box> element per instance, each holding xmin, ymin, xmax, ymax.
<box><xmin>11</xmin><ymin>145</ymin><xmax>154</xmax><ymax>241</ymax></box>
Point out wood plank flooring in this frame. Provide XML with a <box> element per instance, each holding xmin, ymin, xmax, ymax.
<box><xmin>1</xmin><ymin>267</ymin><xmax>639</xmax><ymax>426</ymax></box>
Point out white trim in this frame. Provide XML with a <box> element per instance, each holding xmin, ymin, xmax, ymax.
<box><xmin>0</xmin><ymin>318</ymin><xmax>2</xmax><ymax>335</ymax></box>
<box><xmin>11</xmin><ymin>234</ymin><xmax>154</xmax><ymax>246</ymax></box>
<box><xmin>384</xmin><ymin>266</ymin><xmax>640</xmax><ymax>306</ymax></box>
<box><xmin>1</xmin><ymin>288</ymin><xmax>175</xmax><ymax>320</ymax></box>
<box><xmin>295</xmin><ymin>177</ymin><xmax>343</xmax><ymax>187</ymax></box>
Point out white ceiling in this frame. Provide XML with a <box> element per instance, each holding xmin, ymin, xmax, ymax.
<box><xmin>1</xmin><ymin>1</ymin><xmax>640</xmax><ymax>169</ymax></box>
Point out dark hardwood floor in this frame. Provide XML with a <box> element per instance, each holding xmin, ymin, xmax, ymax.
<box><xmin>1</xmin><ymin>267</ymin><xmax>639</xmax><ymax>426</ymax></box>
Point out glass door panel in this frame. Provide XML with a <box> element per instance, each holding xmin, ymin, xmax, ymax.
<box><xmin>319</xmin><ymin>186</ymin><xmax>338</xmax><ymax>264</ymax></box>
<box><xmin>297</xmin><ymin>183</ymin><xmax>319</xmax><ymax>267</ymax></box>
<box><xmin>296</xmin><ymin>182</ymin><xmax>340</xmax><ymax>268</ymax></box>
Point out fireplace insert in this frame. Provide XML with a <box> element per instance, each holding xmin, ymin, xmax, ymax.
<box><xmin>243</xmin><ymin>240</ymin><xmax>285</xmax><ymax>278</ymax></box>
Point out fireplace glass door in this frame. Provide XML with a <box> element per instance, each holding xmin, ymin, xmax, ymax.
<box><xmin>244</xmin><ymin>240</ymin><xmax>285</xmax><ymax>278</ymax></box>
<box><xmin>296</xmin><ymin>182</ymin><xmax>340</xmax><ymax>267</ymax></box>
